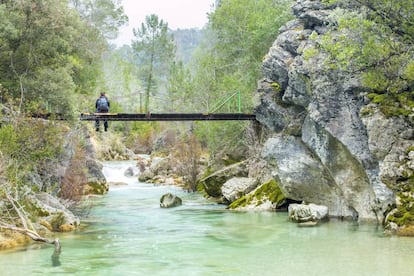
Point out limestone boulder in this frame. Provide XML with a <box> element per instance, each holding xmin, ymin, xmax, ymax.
<box><xmin>160</xmin><ymin>193</ymin><xmax>182</xmax><ymax>208</ymax></box>
<box><xmin>198</xmin><ymin>161</ymin><xmax>249</xmax><ymax>198</ymax></box>
<box><xmin>262</xmin><ymin>135</ymin><xmax>355</xmax><ymax>218</ymax></box>
<box><xmin>288</xmin><ymin>203</ymin><xmax>329</xmax><ymax>223</ymax></box>
<box><xmin>228</xmin><ymin>179</ymin><xmax>288</xmax><ymax>211</ymax></box>
<box><xmin>28</xmin><ymin>193</ymin><xmax>80</xmax><ymax>232</ymax></box>
<box><xmin>221</xmin><ymin>177</ymin><xmax>258</xmax><ymax>203</ymax></box>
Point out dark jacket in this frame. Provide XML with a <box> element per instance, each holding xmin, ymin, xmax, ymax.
<box><xmin>95</xmin><ymin>96</ymin><xmax>110</xmax><ymax>112</ymax></box>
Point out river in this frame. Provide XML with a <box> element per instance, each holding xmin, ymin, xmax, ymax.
<box><xmin>0</xmin><ymin>160</ymin><xmax>413</xmax><ymax>275</ymax></box>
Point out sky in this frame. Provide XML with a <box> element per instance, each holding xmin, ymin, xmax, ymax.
<box><xmin>112</xmin><ymin>0</ymin><xmax>216</xmax><ymax>47</ymax></box>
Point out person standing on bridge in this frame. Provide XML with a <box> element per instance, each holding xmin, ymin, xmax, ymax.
<box><xmin>95</xmin><ymin>92</ymin><xmax>110</xmax><ymax>132</ymax></box>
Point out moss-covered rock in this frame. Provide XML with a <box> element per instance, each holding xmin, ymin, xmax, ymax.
<box><xmin>228</xmin><ymin>179</ymin><xmax>286</xmax><ymax>210</ymax></box>
<box><xmin>386</xmin><ymin>192</ymin><xmax>414</xmax><ymax>227</ymax></box>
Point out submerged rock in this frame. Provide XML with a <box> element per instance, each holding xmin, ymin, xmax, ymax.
<box><xmin>160</xmin><ymin>193</ymin><xmax>182</xmax><ymax>208</ymax></box>
<box><xmin>124</xmin><ymin>166</ymin><xmax>139</xmax><ymax>177</ymax></box>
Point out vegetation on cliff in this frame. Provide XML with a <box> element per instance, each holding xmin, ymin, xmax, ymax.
<box><xmin>318</xmin><ymin>0</ymin><xmax>414</xmax><ymax>117</ymax></box>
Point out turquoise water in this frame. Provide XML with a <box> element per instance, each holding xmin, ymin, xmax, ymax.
<box><xmin>1</xmin><ymin>161</ymin><xmax>413</xmax><ymax>276</ymax></box>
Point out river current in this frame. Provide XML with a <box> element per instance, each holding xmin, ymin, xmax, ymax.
<box><xmin>1</xmin><ymin>160</ymin><xmax>413</xmax><ymax>276</ymax></box>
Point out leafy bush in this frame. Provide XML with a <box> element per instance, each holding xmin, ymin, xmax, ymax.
<box><xmin>0</xmin><ymin>116</ymin><xmax>67</xmax><ymax>188</ymax></box>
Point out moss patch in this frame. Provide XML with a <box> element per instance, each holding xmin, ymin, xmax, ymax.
<box><xmin>228</xmin><ymin>179</ymin><xmax>286</xmax><ymax>209</ymax></box>
<box><xmin>367</xmin><ymin>91</ymin><xmax>414</xmax><ymax>118</ymax></box>
<box><xmin>386</xmin><ymin>192</ymin><xmax>414</xmax><ymax>227</ymax></box>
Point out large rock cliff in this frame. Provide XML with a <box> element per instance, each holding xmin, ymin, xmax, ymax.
<box><xmin>255</xmin><ymin>0</ymin><xmax>414</xmax><ymax>223</ymax></box>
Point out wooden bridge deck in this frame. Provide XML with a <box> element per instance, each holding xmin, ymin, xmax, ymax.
<box><xmin>80</xmin><ymin>113</ymin><xmax>256</xmax><ymax>121</ymax></box>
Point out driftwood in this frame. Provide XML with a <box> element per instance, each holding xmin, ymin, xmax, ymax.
<box><xmin>1</xmin><ymin>191</ymin><xmax>61</xmax><ymax>251</ymax></box>
<box><xmin>0</xmin><ymin>222</ymin><xmax>61</xmax><ymax>251</ymax></box>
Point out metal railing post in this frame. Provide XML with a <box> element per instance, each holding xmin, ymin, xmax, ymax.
<box><xmin>238</xmin><ymin>91</ymin><xmax>241</xmax><ymax>113</ymax></box>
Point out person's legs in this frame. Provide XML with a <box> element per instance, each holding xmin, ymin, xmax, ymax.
<box><xmin>104</xmin><ymin>120</ymin><xmax>108</xmax><ymax>131</ymax></box>
<box><xmin>95</xmin><ymin>120</ymin><xmax>100</xmax><ymax>131</ymax></box>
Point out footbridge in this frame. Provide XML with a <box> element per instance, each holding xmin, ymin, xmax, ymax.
<box><xmin>80</xmin><ymin>112</ymin><xmax>256</xmax><ymax>121</ymax></box>
<box><xmin>80</xmin><ymin>91</ymin><xmax>256</xmax><ymax>122</ymax></box>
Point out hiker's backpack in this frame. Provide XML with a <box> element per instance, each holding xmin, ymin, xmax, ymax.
<box><xmin>97</xmin><ymin>97</ymin><xmax>109</xmax><ymax>112</ymax></box>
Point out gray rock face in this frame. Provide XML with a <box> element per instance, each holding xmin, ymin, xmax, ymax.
<box><xmin>160</xmin><ymin>193</ymin><xmax>182</xmax><ymax>208</ymax></box>
<box><xmin>255</xmin><ymin>0</ymin><xmax>413</xmax><ymax>222</ymax></box>
<box><xmin>262</xmin><ymin>135</ymin><xmax>354</xmax><ymax>218</ymax></box>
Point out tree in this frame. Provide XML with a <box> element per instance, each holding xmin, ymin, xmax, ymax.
<box><xmin>0</xmin><ymin>0</ymin><xmax>88</xmax><ymax>115</ymax></box>
<box><xmin>132</xmin><ymin>14</ymin><xmax>176</xmax><ymax>113</ymax></box>
<box><xmin>209</xmin><ymin>0</ymin><xmax>293</xmax><ymax>92</ymax></box>
<box><xmin>166</xmin><ymin>61</ymin><xmax>194</xmax><ymax>112</ymax></box>
<box><xmin>102</xmin><ymin>46</ymin><xmax>141</xmax><ymax>112</ymax></box>
<box><xmin>0</xmin><ymin>0</ymin><xmax>127</xmax><ymax>116</ymax></box>
<box><xmin>69</xmin><ymin>0</ymin><xmax>128</xmax><ymax>40</ymax></box>
<box><xmin>182</xmin><ymin>0</ymin><xmax>292</xmax><ymax>155</ymax></box>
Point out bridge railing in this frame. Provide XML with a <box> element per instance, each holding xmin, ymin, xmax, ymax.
<box><xmin>208</xmin><ymin>91</ymin><xmax>242</xmax><ymax>114</ymax></box>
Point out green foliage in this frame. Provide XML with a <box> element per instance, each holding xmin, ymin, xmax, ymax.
<box><xmin>387</xmin><ymin>193</ymin><xmax>414</xmax><ymax>227</ymax></box>
<box><xmin>0</xmin><ymin>0</ymin><xmax>126</xmax><ymax>117</ymax></box>
<box><xmin>172</xmin><ymin>28</ymin><xmax>204</xmax><ymax>65</ymax></box>
<box><xmin>166</xmin><ymin>61</ymin><xmax>194</xmax><ymax>112</ymax></box>
<box><xmin>70</xmin><ymin>0</ymin><xmax>128</xmax><ymax>40</ymax></box>
<box><xmin>101</xmin><ymin>46</ymin><xmax>141</xmax><ymax>113</ymax></box>
<box><xmin>366</xmin><ymin>91</ymin><xmax>414</xmax><ymax>117</ymax></box>
<box><xmin>124</xmin><ymin>122</ymin><xmax>160</xmax><ymax>153</ymax></box>
<box><xmin>198</xmin><ymin>0</ymin><xmax>293</xmax><ymax>112</ymax></box>
<box><xmin>150</xmin><ymin>0</ymin><xmax>292</xmax><ymax>158</ymax></box>
<box><xmin>194</xmin><ymin>121</ymin><xmax>248</xmax><ymax>154</ymax></box>
<box><xmin>0</xmin><ymin>118</ymin><xmax>66</xmax><ymax>187</ymax></box>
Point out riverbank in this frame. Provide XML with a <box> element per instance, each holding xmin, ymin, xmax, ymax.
<box><xmin>1</xmin><ymin>160</ymin><xmax>413</xmax><ymax>276</ymax></box>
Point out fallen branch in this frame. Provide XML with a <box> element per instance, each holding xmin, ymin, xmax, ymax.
<box><xmin>0</xmin><ymin>222</ymin><xmax>61</xmax><ymax>251</ymax></box>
